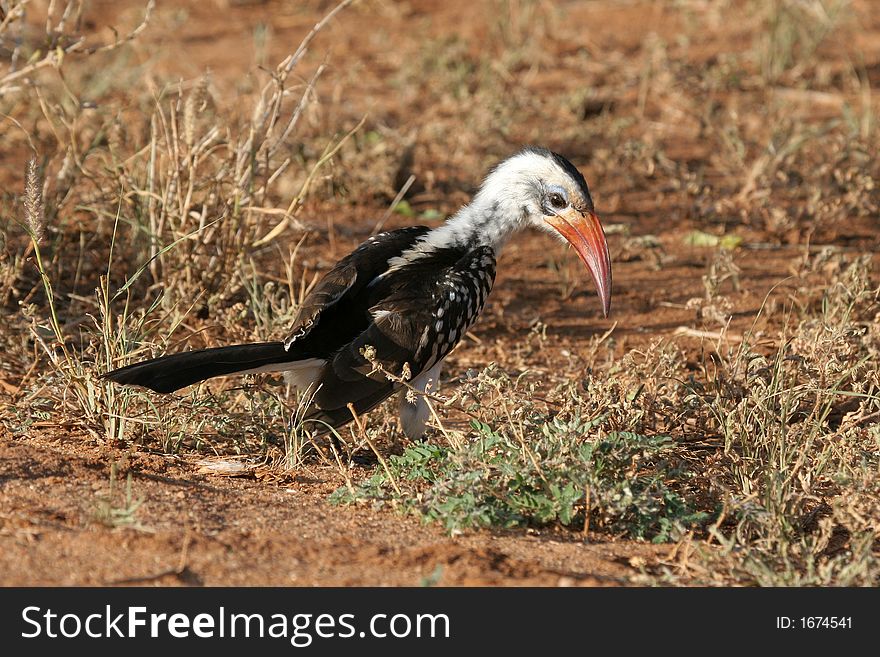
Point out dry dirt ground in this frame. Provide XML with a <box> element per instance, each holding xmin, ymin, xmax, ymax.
<box><xmin>1</xmin><ymin>0</ymin><xmax>879</xmax><ymax>585</ymax></box>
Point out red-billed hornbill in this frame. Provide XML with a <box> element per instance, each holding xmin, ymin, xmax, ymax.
<box><xmin>104</xmin><ymin>147</ymin><xmax>612</xmax><ymax>439</ymax></box>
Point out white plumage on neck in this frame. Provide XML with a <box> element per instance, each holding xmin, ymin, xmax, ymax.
<box><xmin>393</xmin><ymin>149</ymin><xmax>564</xmax><ymax>265</ymax></box>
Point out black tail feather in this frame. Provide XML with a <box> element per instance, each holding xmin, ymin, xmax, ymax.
<box><xmin>103</xmin><ymin>342</ymin><xmax>292</xmax><ymax>393</ymax></box>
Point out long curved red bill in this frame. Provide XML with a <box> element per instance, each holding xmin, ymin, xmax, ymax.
<box><xmin>546</xmin><ymin>210</ymin><xmax>612</xmax><ymax>317</ymax></box>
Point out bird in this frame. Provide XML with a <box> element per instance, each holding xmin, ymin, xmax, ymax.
<box><xmin>104</xmin><ymin>147</ymin><xmax>612</xmax><ymax>440</ymax></box>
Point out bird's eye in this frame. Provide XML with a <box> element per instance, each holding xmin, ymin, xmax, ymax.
<box><xmin>548</xmin><ymin>192</ymin><xmax>567</xmax><ymax>210</ymax></box>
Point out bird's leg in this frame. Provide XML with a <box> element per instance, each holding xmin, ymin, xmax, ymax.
<box><xmin>398</xmin><ymin>362</ymin><xmax>443</xmax><ymax>440</ymax></box>
<box><xmin>329</xmin><ymin>433</ymin><xmax>345</xmax><ymax>459</ymax></box>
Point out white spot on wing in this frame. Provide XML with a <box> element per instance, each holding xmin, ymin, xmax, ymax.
<box><xmin>418</xmin><ymin>326</ymin><xmax>430</xmax><ymax>349</ymax></box>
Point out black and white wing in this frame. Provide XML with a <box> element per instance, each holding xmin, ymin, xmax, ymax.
<box><xmin>281</xmin><ymin>226</ymin><xmax>431</xmax><ymax>360</ymax></box>
<box><xmin>305</xmin><ymin>246</ymin><xmax>497</xmax><ymax>430</ymax></box>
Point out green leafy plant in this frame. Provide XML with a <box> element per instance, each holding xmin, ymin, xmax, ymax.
<box><xmin>334</xmin><ymin>416</ymin><xmax>708</xmax><ymax>541</ymax></box>
<box><xmin>91</xmin><ymin>462</ymin><xmax>148</xmax><ymax>531</ymax></box>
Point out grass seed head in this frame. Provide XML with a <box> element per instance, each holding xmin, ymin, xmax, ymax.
<box><xmin>23</xmin><ymin>157</ymin><xmax>45</xmax><ymax>245</ymax></box>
